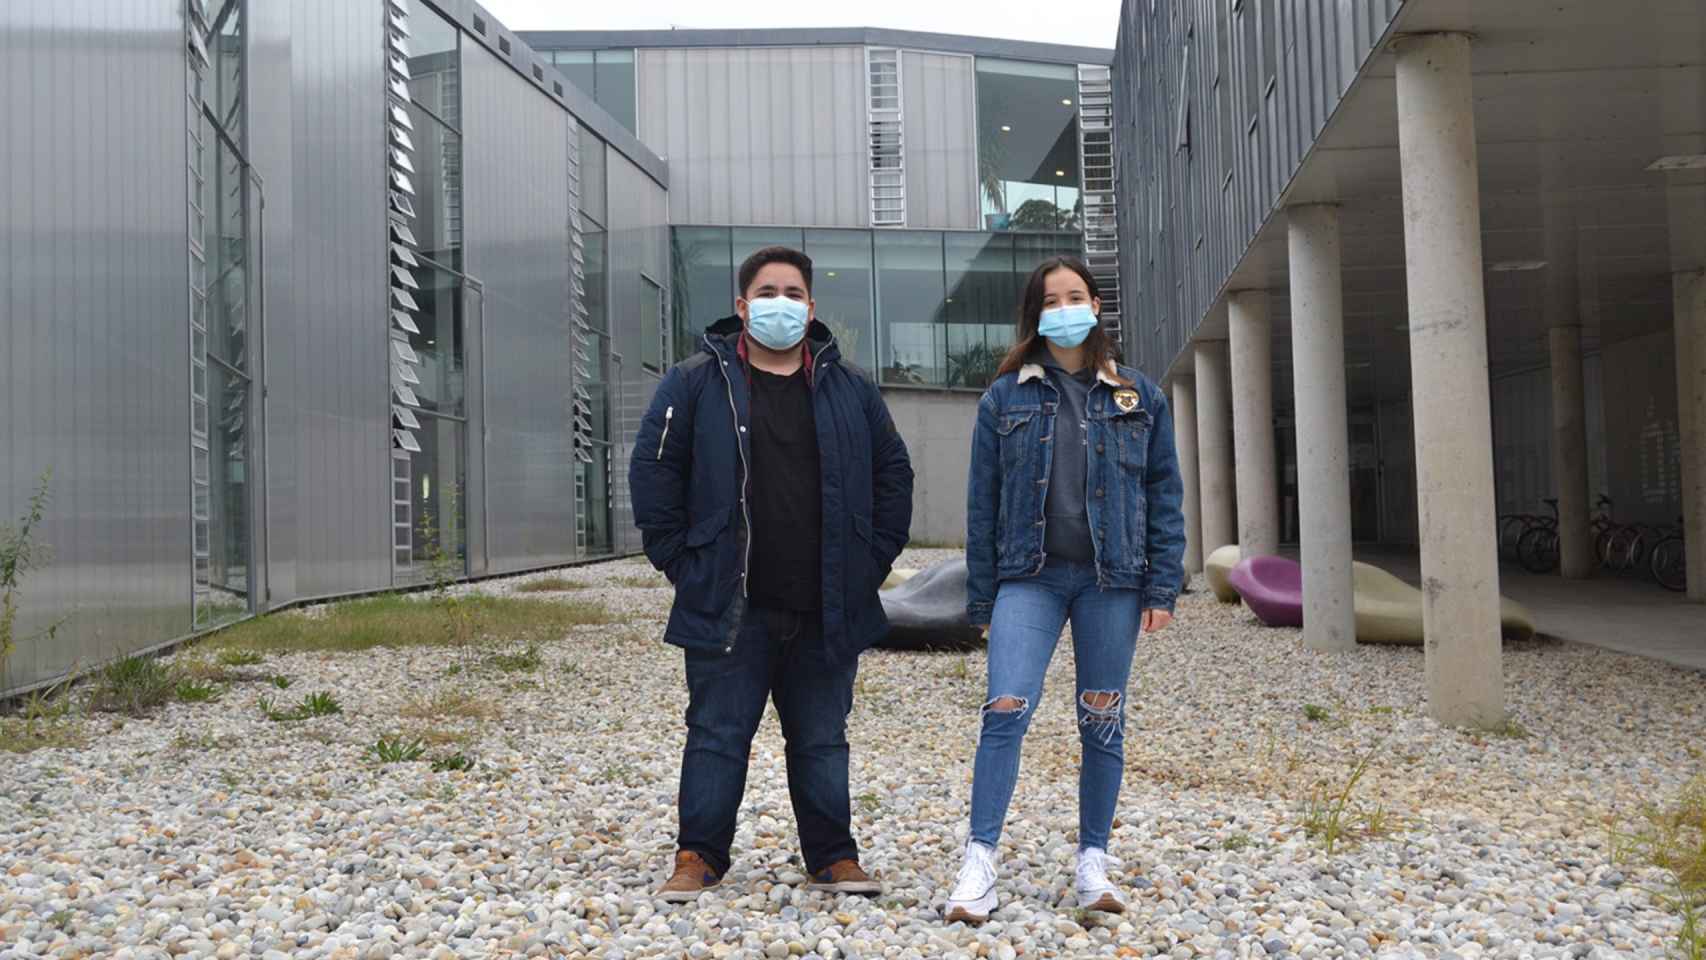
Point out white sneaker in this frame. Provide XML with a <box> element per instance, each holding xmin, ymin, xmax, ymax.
<box><xmin>1075</xmin><ymin>847</ymin><xmax>1127</xmax><ymax>913</ymax></box>
<box><xmin>944</xmin><ymin>841</ymin><xmax>999</xmax><ymax>924</ymax></box>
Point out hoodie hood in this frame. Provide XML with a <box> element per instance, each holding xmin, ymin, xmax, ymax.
<box><xmin>703</xmin><ymin>313</ymin><xmax>841</xmax><ymax>367</ymax></box>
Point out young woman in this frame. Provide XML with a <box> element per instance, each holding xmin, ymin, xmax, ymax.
<box><xmin>945</xmin><ymin>256</ymin><xmax>1186</xmax><ymax>923</ymax></box>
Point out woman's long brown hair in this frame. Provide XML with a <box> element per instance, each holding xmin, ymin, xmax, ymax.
<box><xmin>995</xmin><ymin>255</ymin><xmax>1131</xmax><ymax>386</ymax></box>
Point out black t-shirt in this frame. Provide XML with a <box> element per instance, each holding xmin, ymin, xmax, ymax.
<box><xmin>746</xmin><ymin>366</ymin><xmax>823</xmax><ymax>611</ymax></box>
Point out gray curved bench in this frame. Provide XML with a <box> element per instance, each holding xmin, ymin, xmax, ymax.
<box><xmin>876</xmin><ymin>558</ymin><xmax>986</xmax><ymax>652</ymax></box>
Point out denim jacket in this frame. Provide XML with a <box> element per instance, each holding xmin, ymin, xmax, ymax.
<box><xmin>965</xmin><ymin>360</ymin><xmax>1187</xmax><ymax>624</ymax></box>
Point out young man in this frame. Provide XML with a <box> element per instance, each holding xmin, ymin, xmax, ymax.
<box><xmin>629</xmin><ymin>246</ymin><xmax>914</xmax><ymax>902</ymax></box>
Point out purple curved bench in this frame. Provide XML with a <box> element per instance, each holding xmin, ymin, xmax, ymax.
<box><xmin>1227</xmin><ymin>556</ymin><xmax>1304</xmax><ymax>628</ymax></box>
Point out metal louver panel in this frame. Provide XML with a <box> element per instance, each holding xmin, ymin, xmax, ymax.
<box><xmin>391</xmin><ymin>243</ymin><xmax>419</xmax><ymax>267</ymax></box>
<box><xmin>1076</xmin><ymin>64</ymin><xmax>1123</xmax><ymax>347</ymax></box>
<box><xmin>393</xmin><ymin>383</ymin><xmax>421</xmax><ymax>407</ymax></box>
<box><xmin>391</xmin><ymin>287</ymin><xmax>419</xmax><ymax>311</ymax></box>
<box><xmin>866</xmin><ymin>48</ymin><xmax>906</xmax><ymax>227</ymax></box>
<box><xmin>384</xmin><ymin>0</ymin><xmax>428</xmax><ymax>493</ymax></box>
<box><xmin>393</xmin><ymin>405</ymin><xmax>421</xmax><ymax>430</ymax></box>
<box><xmin>391</xmin><ymin>265</ymin><xmax>420</xmax><ymax>290</ymax></box>
<box><xmin>391</xmin><ymin>309</ymin><xmax>420</xmax><ymax>334</ymax></box>
<box><xmin>393</xmin><ymin>429</ymin><xmax>422</xmax><ymax>453</ymax></box>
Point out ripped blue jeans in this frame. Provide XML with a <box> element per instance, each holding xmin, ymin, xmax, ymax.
<box><xmin>968</xmin><ymin>558</ymin><xmax>1143</xmax><ymax>852</ymax></box>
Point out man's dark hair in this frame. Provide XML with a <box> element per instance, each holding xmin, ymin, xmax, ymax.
<box><xmin>737</xmin><ymin>246</ymin><xmax>813</xmax><ymax>298</ymax></box>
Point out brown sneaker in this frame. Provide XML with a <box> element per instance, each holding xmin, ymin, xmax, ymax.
<box><xmin>656</xmin><ymin>851</ymin><xmax>722</xmax><ymax>903</ymax></box>
<box><xmin>807</xmin><ymin>859</ymin><xmax>882</xmax><ymax>896</ymax></box>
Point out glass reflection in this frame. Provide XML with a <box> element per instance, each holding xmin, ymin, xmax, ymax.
<box><xmin>976</xmin><ymin>59</ymin><xmax>1082</xmax><ymax>232</ymax></box>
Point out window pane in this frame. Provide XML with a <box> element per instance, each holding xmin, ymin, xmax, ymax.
<box><xmin>804</xmin><ymin>230</ymin><xmax>876</xmax><ymax>374</ymax></box>
<box><xmin>671</xmin><ymin>227</ymin><xmax>733</xmax><ymax>362</ymax></box>
<box><xmin>406</xmin><ymin>9</ymin><xmax>462</xmax><ymax>270</ymax></box>
<box><xmin>641</xmin><ymin>275</ymin><xmax>665</xmax><ymax>372</ymax></box>
<box><xmin>583</xmin><ymin>225</ymin><xmax>608</xmax><ymax>344</ymax></box>
<box><xmin>205</xmin><ymin>358</ymin><xmax>249</xmax><ymax>615</ymax></box>
<box><xmin>552</xmin><ymin>50</ymin><xmax>596</xmax><ymax>100</ymax></box>
<box><xmin>875</xmin><ymin>231</ymin><xmax>946</xmax><ymax>386</ymax></box>
<box><xmin>976</xmin><ymin>58</ymin><xmax>1081</xmax><ymax>232</ymax></box>
<box><xmin>407</xmin><ymin>261</ymin><xmax>466</xmax><ymax>418</ymax></box>
<box><xmin>409</xmin><ymin>417</ymin><xmax>467</xmax><ymax>578</ymax></box>
<box><xmin>944</xmin><ymin>233</ymin><xmax>1015</xmax><ymax>390</ymax></box>
<box><xmin>209</xmin><ymin>0</ymin><xmax>243</xmax><ymax>144</ymax></box>
<box><xmin>579</xmin><ymin>124</ymin><xmax>607</xmax><ymax>225</ymax></box>
<box><xmin>580</xmin><ymin>445</ymin><xmax>612</xmax><ymax>553</ymax></box>
<box><xmin>594</xmin><ymin>49</ymin><xmax>637</xmax><ymax>135</ymax></box>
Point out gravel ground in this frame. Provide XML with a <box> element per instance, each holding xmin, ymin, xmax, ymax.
<box><xmin>2</xmin><ymin>549</ymin><xmax>1702</xmax><ymax>960</ymax></box>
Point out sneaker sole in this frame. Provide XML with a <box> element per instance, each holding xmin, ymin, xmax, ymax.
<box><xmin>806</xmin><ymin>880</ymin><xmax>883</xmax><ymax>896</ymax></box>
<box><xmin>657</xmin><ymin>878</ymin><xmax>722</xmax><ymax>903</ymax></box>
<box><xmin>1076</xmin><ymin>891</ymin><xmax>1126</xmax><ymax>913</ymax></box>
<box><xmin>944</xmin><ymin>889</ymin><xmax>998</xmax><ymax>925</ymax></box>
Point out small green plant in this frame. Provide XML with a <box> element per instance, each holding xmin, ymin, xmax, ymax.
<box><xmin>1303</xmin><ymin>704</ymin><xmax>1331</xmax><ymax>723</ymax></box>
<box><xmin>174</xmin><ymin>678</ymin><xmax>223</xmax><ymax>704</ymax></box>
<box><xmin>1613</xmin><ymin>774</ymin><xmax>1706</xmax><ymax>960</ymax></box>
<box><xmin>1369</xmin><ymin>706</ymin><xmax>1395</xmax><ymax>716</ymax></box>
<box><xmin>259</xmin><ymin>696</ymin><xmax>301</xmax><ymax>722</ymax></box>
<box><xmin>49</xmin><ymin>909</ymin><xmax>72</xmax><ymax>932</ymax></box>
<box><xmin>217</xmin><ymin>649</ymin><xmax>265</xmax><ymax>667</ymax></box>
<box><xmin>400</xmin><ymin>688</ymin><xmax>498</xmax><ymax>721</ymax></box>
<box><xmin>0</xmin><ymin>677</ymin><xmax>84</xmax><ymax>754</ymax></box>
<box><xmin>1222</xmin><ymin>833</ymin><xmax>1254</xmax><ymax>851</ymax></box>
<box><xmin>90</xmin><ymin>655</ymin><xmax>177</xmax><ymax>716</ymax></box>
<box><xmin>370</xmin><ymin>736</ymin><xmax>426</xmax><ymax>764</ymax></box>
<box><xmin>612</xmin><ymin>574</ymin><xmax>667</xmax><ymax>589</ymax></box>
<box><xmin>1489</xmin><ymin>718</ymin><xmax>1531</xmax><ymax>740</ymax></box>
<box><xmin>485</xmin><ymin>644</ymin><xmax>542</xmax><ymax>674</ymax></box>
<box><xmin>269</xmin><ymin>675</ymin><xmax>293</xmax><ymax>690</ymax></box>
<box><xmin>1</xmin><ymin>471</ymin><xmax>63</xmax><ymax>685</ymax></box>
<box><xmin>431</xmin><ymin>753</ymin><xmax>474</xmax><ymax>773</ymax></box>
<box><xmin>300</xmin><ymin>691</ymin><xmax>342</xmax><ymax>717</ymax></box>
<box><xmin>856</xmin><ymin>792</ymin><xmax>882</xmax><ymax>815</ymax></box>
<box><xmin>1301</xmin><ymin>744</ymin><xmax>1397</xmax><ymax>857</ymax></box>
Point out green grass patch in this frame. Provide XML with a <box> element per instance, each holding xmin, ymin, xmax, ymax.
<box><xmin>1303</xmin><ymin>704</ymin><xmax>1331</xmax><ymax>723</ymax></box>
<box><xmin>370</xmin><ymin>736</ymin><xmax>427</xmax><ymax>764</ymax></box>
<box><xmin>259</xmin><ymin>691</ymin><xmax>341</xmax><ymax>723</ymax></box>
<box><xmin>431</xmin><ymin>752</ymin><xmax>474</xmax><ymax>773</ymax></box>
<box><xmin>269</xmin><ymin>675</ymin><xmax>293</xmax><ymax>690</ymax></box>
<box><xmin>1614</xmin><ymin>774</ymin><xmax>1706</xmax><ymax>960</ymax></box>
<box><xmin>400</xmin><ymin>688</ymin><xmax>499</xmax><ymax>721</ymax></box>
<box><xmin>89</xmin><ymin>656</ymin><xmax>177</xmax><ymax>716</ymax></box>
<box><xmin>513</xmin><ymin>577</ymin><xmax>589</xmax><ymax>593</ymax></box>
<box><xmin>611</xmin><ymin>574</ymin><xmax>667</xmax><ymax>589</ymax></box>
<box><xmin>485</xmin><ymin>644</ymin><xmax>543</xmax><ymax>673</ymax></box>
<box><xmin>174</xmin><ymin>679</ymin><xmax>223</xmax><ymax>704</ymax></box>
<box><xmin>1222</xmin><ymin>833</ymin><xmax>1254</xmax><ymax>851</ymax></box>
<box><xmin>209</xmin><ymin>594</ymin><xmax>610</xmax><ymax>654</ymax></box>
<box><xmin>216</xmin><ymin>649</ymin><xmax>265</xmax><ymax>667</ymax></box>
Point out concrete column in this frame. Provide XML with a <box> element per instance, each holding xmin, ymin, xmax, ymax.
<box><xmin>1194</xmin><ymin>340</ymin><xmax>1238</xmax><ymax>558</ymax></box>
<box><xmin>1547</xmin><ymin>325</ymin><xmax>1594</xmax><ymax>578</ymax></box>
<box><xmin>1286</xmin><ymin>206</ymin><xmax>1356</xmax><ymax>652</ymax></box>
<box><xmin>1675</xmin><ymin>270</ymin><xmax>1706</xmax><ymax>600</ymax></box>
<box><xmin>1228</xmin><ymin>291</ymin><xmax>1280</xmax><ymax>559</ymax></box>
<box><xmin>1171</xmin><ymin>378</ymin><xmax>1205</xmax><ymax>575</ymax></box>
<box><xmin>1395</xmin><ymin>33</ymin><xmax>1504</xmax><ymax>728</ymax></box>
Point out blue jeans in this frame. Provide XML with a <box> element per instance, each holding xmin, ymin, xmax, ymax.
<box><xmin>969</xmin><ymin>558</ymin><xmax>1142</xmax><ymax>851</ymax></box>
<box><xmin>678</xmin><ymin>607</ymin><xmax>859</xmax><ymax>876</ymax></box>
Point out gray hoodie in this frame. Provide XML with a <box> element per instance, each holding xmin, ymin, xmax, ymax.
<box><xmin>1033</xmin><ymin>344</ymin><xmax>1096</xmax><ymax>564</ymax></box>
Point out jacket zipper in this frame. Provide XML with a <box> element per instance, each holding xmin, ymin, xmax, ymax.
<box><xmin>655</xmin><ymin>406</ymin><xmax>673</xmax><ymax>460</ymax></box>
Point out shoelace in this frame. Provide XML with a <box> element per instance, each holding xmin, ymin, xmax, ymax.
<box><xmin>1076</xmin><ymin>849</ymin><xmax>1122</xmax><ymax>890</ymax></box>
<box><xmin>951</xmin><ymin>845</ymin><xmax>996</xmax><ymax>899</ymax></box>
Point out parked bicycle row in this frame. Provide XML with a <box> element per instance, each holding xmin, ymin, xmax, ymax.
<box><xmin>1497</xmin><ymin>495</ymin><xmax>1687</xmax><ymax>592</ymax></box>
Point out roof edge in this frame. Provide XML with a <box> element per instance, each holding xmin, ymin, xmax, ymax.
<box><xmin>515</xmin><ymin>26</ymin><xmax>1113</xmax><ymax>66</ymax></box>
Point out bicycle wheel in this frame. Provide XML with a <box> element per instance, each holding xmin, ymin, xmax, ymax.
<box><xmin>1594</xmin><ymin>527</ymin><xmax>1617</xmax><ymax>569</ymax></box>
<box><xmin>1518</xmin><ymin>526</ymin><xmax>1560</xmax><ymax>574</ymax></box>
<box><xmin>1498</xmin><ymin>516</ymin><xmax>1530</xmax><ymax>560</ymax></box>
<box><xmin>1606</xmin><ymin>526</ymin><xmax>1641</xmax><ymax>572</ymax></box>
<box><xmin>1651</xmin><ymin>537</ymin><xmax>1687</xmax><ymax>592</ymax></box>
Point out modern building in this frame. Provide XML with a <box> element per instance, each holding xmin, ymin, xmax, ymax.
<box><xmin>1112</xmin><ymin>0</ymin><xmax>1705</xmax><ymax>724</ymax></box>
<box><xmin>0</xmin><ymin>7</ymin><xmax>1121</xmax><ymax>697</ymax></box>
<box><xmin>0</xmin><ymin>0</ymin><xmax>670</xmax><ymax>696</ymax></box>
<box><xmin>521</xmin><ymin>28</ymin><xmax>1120</xmax><ymax>545</ymax></box>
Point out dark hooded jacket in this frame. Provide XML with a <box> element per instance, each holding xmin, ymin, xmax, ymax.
<box><xmin>628</xmin><ymin>315</ymin><xmax>914</xmax><ymax>665</ymax></box>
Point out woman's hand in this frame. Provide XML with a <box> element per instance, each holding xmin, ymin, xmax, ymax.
<box><xmin>1141</xmin><ymin>609</ymin><xmax>1173</xmax><ymax>634</ymax></box>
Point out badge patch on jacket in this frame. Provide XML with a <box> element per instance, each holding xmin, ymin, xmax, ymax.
<box><xmin>1113</xmin><ymin>389</ymin><xmax>1141</xmax><ymax>414</ymax></box>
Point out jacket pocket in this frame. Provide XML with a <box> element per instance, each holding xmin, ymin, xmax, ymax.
<box><xmin>669</xmin><ymin>507</ymin><xmax>733</xmax><ymax>612</ymax></box>
<box><xmin>685</xmin><ymin>507</ymin><xmax>730</xmax><ymax>548</ymax></box>
<box><xmin>850</xmin><ymin>513</ymin><xmax>884</xmax><ymax>598</ymax></box>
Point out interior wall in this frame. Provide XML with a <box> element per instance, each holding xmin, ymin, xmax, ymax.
<box><xmin>882</xmin><ymin>390</ymin><xmax>979</xmax><ymax>546</ymax></box>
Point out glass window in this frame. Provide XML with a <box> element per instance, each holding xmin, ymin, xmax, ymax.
<box><xmin>943</xmin><ymin>233</ymin><xmax>1015</xmax><ymax>390</ymax></box>
<box><xmin>552</xmin><ymin>50</ymin><xmax>596</xmax><ymax>100</ymax></box>
<box><xmin>976</xmin><ymin>59</ymin><xmax>1082</xmax><ymax>232</ymax></box>
<box><xmin>732</xmin><ymin>228</ymin><xmax>806</xmax><ymax>296</ymax></box>
<box><xmin>409</xmin><ymin>417</ymin><xmax>467</xmax><ymax>574</ymax></box>
<box><xmin>641</xmin><ymin>275</ymin><xmax>665</xmax><ymax>373</ymax></box>
<box><xmin>671</xmin><ymin>227</ymin><xmax>733</xmax><ymax>361</ymax></box>
<box><xmin>404</xmin><ymin>261</ymin><xmax>466</xmax><ymax>419</ymax></box>
<box><xmin>594</xmin><ymin>49</ymin><xmax>637</xmax><ymax>135</ymax></box>
<box><xmin>874</xmin><ymin>232</ymin><xmax>946</xmax><ymax>386</ymax></box>
<box><xmin>579</xmin><ymin>125</ymin><xmax>607</xmax><ymax>226</ymax></box>
<box><xmin>405</xmin><ymin>4</ymin><xmax>462</xmax><ymax>270</ymax></box>
<box><xmin>803</xmin><ymin>230</ymin><xmax>876</xmax><ymax>374</ymax></box>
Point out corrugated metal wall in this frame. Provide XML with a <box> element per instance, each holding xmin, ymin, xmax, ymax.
<box><xmin>1490</xmin><ymin>358</ymin><xmax>1608</xmax><ymax>518</ymax></box>
<box><xmin>0</xmin><ymin>0</ymin><xmax>192</xmax><ymax>692</ymax></box>
<box><xmin>1113</xmin><ymin>0</ymin><xmax>1406</xmax><ymax>374</ymax></box>
<box><xmin>606</xmin><ymin>153</ymin><xmax>672</xmax><ymax>554</ymax></box>
<box><xmin>636</xmin><ymin>46</ymin><xmax>869</xmax><ymax>228</ymax></box>
<box><xmin>902</xmin><ymin>51</ymin><xmax>980</xmax><ymax>230</ymax></box>
<box><xmin>282</xmin><ymin>0</ymin><xmax>393</xmax><ymax>600</ymax></box>
<box><xmin>462</xmin><ymin>42</ymin><xmax>578</xmax><ymax>573</ymax></box>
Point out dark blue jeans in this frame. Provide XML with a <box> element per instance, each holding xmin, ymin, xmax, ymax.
<box><xmin>678</xmin><ymin>607</ymin><xmax>859</xmax><ymax>876</ymax></box>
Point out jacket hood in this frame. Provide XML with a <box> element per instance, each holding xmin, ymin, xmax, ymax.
<box><xmin>702</xmin><ymin>313</ymin><xmax>841</xmax><ymax>365</ymax></box>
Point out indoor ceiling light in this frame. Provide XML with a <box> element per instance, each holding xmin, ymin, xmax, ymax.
<box><xmin>1055</xmin><ymin>169</ymin><xmax>1066</xmax><ymax>177</ymax></box>
<box><xmin>1646</xmin><ymin>154</ymin><xmax>1706</xmax><ymax>172</ymax></box>
<box><xmin>826</xmin><ymin>271</ymin><xmax>837</xmax><ymax>278</ymax></box>
<box><xmin>1488</xmin><ymin>260</ymin><xmax>1548</xmax><ymax>272</ymax></box>
<box><xmin>1001</xmin><ymin>124</ymin><xmax>1012</xmax><ymax>132</ymax></box>
<box><xmin>1061</xmin><ymin>98</ymin><xmax>1073</xmax><ymax>106</ymax></box>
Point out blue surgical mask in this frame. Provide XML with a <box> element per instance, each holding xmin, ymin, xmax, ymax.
<box><xmin>745</xmin><ymin>296</ymin><xmax>809</xmax><ymax>351</ymax></box>
<box><xmin>1038</xmin><ymin>304</ymin><xmax>1098</xmax><ymax>348</ymax></box>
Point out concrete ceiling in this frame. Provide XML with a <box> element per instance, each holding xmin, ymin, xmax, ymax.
<box><xmin>1198</xmin><ymin>0</ymin><xmax>1706</xmax><ymax>410</ymax></box>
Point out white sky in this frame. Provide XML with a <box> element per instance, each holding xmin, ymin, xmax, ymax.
<box><xmin>476</xmin><ymin>0</ymin><xmax>1119</xmax><ymax>51</ymax></box>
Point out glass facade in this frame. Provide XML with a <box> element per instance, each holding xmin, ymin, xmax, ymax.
<box><xmin>976</xmin><ymin>58</ymin><xmax>1082</xmax><ymax>232</ymax></box>
<box><xmin>578</xmin><ymin>125</ymin><xmax>615</xmax><ymax>555</ymax></box>
<box><xmin>670</xmin><ymin>227</ymin><xmax>1081</xmax><ymax>391</ymax></box>
<box><xmin>399</xmin><ymin>3</ymin><xmax>468</xmax><ymax>577</ymax></box>
<box><xmin>549</xmin><ymin>49</ymin><xmax>636</xmax><ymax>135</ymax></box>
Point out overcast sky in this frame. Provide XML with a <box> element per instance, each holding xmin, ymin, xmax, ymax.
<box><xmin>476</xmin><ymin>0</ymin><xmax>1119</xmax><ymax>50</ymax></box>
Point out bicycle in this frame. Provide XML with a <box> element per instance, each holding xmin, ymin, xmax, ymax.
<box><xmin>1522</xmin><ymin>494</ymin><xmax>1619</xmax><ymax>575</ymax></box>
<box><xmin>1498</xmin><ymin>499</ymin><xmax>1557</xmax><ymax>562</ymax></box>
<box><xmin>1649</xmin><ymin>519</ymin><xmax>1687</xmax><ymax>593</ymax></box>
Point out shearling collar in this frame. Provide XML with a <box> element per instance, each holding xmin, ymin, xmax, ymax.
<box><xmin>1017</xmin><ymin>360</ymin><xmax>1123</xmax><ymax>387</ymax></box>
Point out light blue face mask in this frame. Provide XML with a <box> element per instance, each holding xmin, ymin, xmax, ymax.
<box><xmin>1037</xmin><ymin>303</ymin><xmax>1098</xmax><ymax>348</ymax></box>
<box><xmin>745</xmin><ymin>296</ymin><xmax>809</xmax><ymax>351</ymax></box>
